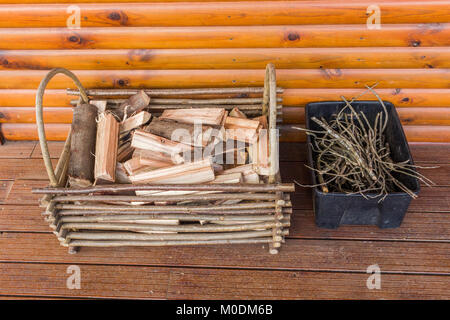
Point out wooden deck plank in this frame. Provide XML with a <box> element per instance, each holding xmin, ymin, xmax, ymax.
<box><xmin>0</xmin><ymin>180</ymin><xmax>13</xmax><ymax>204</ymax></box>
<box><xmin>0</xmin><ymin>262</ymin><xmax>169</xmax><ymax>299</ymax></box>
<box><xmin>166</xmin><ymin>268</ymin><xmax>450</xmax><ymax>300</ymax></box>
<box><xmin>0</xmin><ymin>232</ymin><xmax>448</xmax><ymax>274</ymax></box>
<box><xmin>0</xmin><ymin>141</ymin><xmax>35</xmax><ymax>158</ymax></box>
<box><xmin>0</xmin><ymin>263</ymin><xmax>448</xmax><ymax>300</ymax></box>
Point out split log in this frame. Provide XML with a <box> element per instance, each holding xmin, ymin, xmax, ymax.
<box><xmin>120</xmin><ymin>111</ymin><xmax>151</xmax><ymax>133</ymax></box>
<box><xmin>94</xmin><ymin>113</ymin><xmax>119</xmax><ymax>183</ymax></box>
<box><xmin>117</xmin><ymin>141</ymin><xmax>133</xmax><ymax>163</ymax></box>
<box><xmin>224</xmin><ymin>116</ymin><xmax>261</xmax><ymax>143</ymax></box>
<box><xmin>123</xmin><ymin>157</ymin><xmax>147</xmax><ymax>176</ymax></box>
<box><xmin>160</xmin><ymin>108</ymin><xmax>227</xmax><ymax>126</ymax></box>
<box><xmin>229</xmin><ymin>107</ymin><xmax>247</xmax><ymax>119</ymax></box>
<box><xmin>117</xmin><ymin>90</ymin><xmax>150</xmax><ymax>119</ymax></box>
<box><xmin>131</xmin><ymin>130</ymin><xmax>192</xmax><ymax>157</ymax></box>
<box><xmin>145</xmin><ymin>118</ymin><xmax>213</xmax><ymax>148</ymax></box>
<box><xmin>135</xmin><ymin>148</ymin><xmax>184</xmax><ymax>165</ymax></box>
<box><xmin>129</xmin><ymin>158</ymin><xmax>215</xmax><ymax>184</ymax></box>
<box><xmin>213</xmin><ymin>172</ymin><xmax>243</xmax><ymax>184</ymax></box>
<box><xmin>68</xmin><ymin>103</ymin><xmax>97</xmax><ymax>187</ymax></box>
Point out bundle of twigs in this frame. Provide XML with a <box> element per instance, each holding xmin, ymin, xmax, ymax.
<box><xmin>295</xmin><ymin>85</ymin><xmax>434</xmax><ymax>201</ymax></box>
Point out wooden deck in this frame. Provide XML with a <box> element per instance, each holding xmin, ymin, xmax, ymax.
<box><xmin>0</xmin><ymin>141</ymin><xmax>449</xmax><ymax>299</ymax></box>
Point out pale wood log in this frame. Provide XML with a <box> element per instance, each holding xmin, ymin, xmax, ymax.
<box><xmin>229</xmin><ymin>107</ymin><xmax>247</xmax><ymax>119</ymax></box>
<box><xmin>134</xmin><ymin>148</ymin><xmax>184</xmax><ymax>165</ymax></box>
<box><xmin>115</xmin><ymin>162</ymin><xmax>131</xmax><ymax>184</ymax></box>
<box><xmin>94</xmin><ymin>112</ymin><xmax>119</xmax><ymax>183</ymax></box>
<box><xmin>145</xmin><ymin>118</ymin><xmax>213</xmax><ymax>147</ymax></box>
<box><xmin>224</xmin><ymin>116</ymin><xmax>261</xmax><ymax>143</ymax></box>
<box><xmin>116</xmin><ymin>90</ymin><xmax>150</xmax><ymax>119</ymax></box>
<box><xmin>89</xmin><ymin>100</ymin><xmax>107</xmax><ymax>113</ymax></box>
<box><xmin>131</xmin><ymin>130</ymin><xmax>192</xmax><ymax>157</ymax></box>
<box><xmin>120</xmin><ymin>111</ymin><xmax>151</xmax><ymax>133</ymax></box>
<box><xmin>68</xmin><ymin>103</ymin><xmax>97</xmax><ymax>187</ymax></box>
<box><xmin>129</xmin><ymin>158</ymin><xmax>214</xmax><ymax>184</ymax></box>
<box><xmin>160</xmin><ymin>108</ymin><xmax>226</xmax><ymax>126</ymax></box>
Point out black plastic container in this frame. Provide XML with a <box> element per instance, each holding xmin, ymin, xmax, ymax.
<box><xmin>305</xmin><ymin>101</ymin><xmax>420</xmax><ymax>229</ymax></box>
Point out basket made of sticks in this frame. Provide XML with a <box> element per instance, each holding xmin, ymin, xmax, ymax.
<box><xmin>33</xmin><ymin>64</ymin><xmax>295</xmax><ymax>254</ymax></box>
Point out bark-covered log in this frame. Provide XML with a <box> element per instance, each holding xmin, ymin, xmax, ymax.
<box><xmin>68</xmin><ymin>103</ymin><xmax>98</xmax><ymax>187</ymax></box>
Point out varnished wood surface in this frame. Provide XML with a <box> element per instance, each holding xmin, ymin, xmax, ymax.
<box><xmin>0</xmin><ymin>141</ymin><xmax>448</xmax><ymax>299</ymax></box>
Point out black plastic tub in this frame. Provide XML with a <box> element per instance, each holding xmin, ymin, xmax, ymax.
<box><xmin>305</xmin><ymin>101</ymin><xmax>420</xmax><ymax>229</ymax></box>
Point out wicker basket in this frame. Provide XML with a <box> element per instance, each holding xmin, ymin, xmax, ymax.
<box><xmin>33</xmin><ymin>64</ymin><xmax>295</xmax><ymax>254</ymax></box>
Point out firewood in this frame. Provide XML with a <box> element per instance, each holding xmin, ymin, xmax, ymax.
<box><xmin>117</xmin><ymin>141</ymin><xmax>134</xmax><ymax>163</ymax></box>
<box><xmin>68</xmin><ymin>103</ymin><xmax>98</xmax><ymax>187</ymax></box>
<box><xmin>120</xmin><ymin>111</ymin><xmax>151</xmax><ymax>133</ymax></box>
<box><xmin>252</xmin><ymin>115</ymin><xmax>268</xmax><ymax>129</ymax></box>
<box><xmin>129</xmin><ymin>158</ymin><xmax>215</xmax><ymax>184</ymax></box>
<box><xmin>213</xmin><ymin>172</ymin><xmax>243</xmax><ymax>184</ymax></box>
<box><xmin>123</xmin><ymin>157</ymin><xmax>147</xmax><ymax>176</ymax></box>
<box><xmin>94</xmin><ymin>113</ymin><xmax>119</xmax><ymax>183</ymax></box>
<box><xmin>131</xmin><ymin>130</ymin><xmax>192</xmax><ymax>157</ymax></box>
<box><xmin>160</xmin><ymin>108</ymin><xmax>226</xmax><ymax>126</ymax></box>
<box><xmin>249</xmin><ymin>130</ymin><xmax>270</xmax><ymax>176</ymax></box>
<box><xmin>145</xmin><ymin>118</ymin><xmax>213</xmax><ymax>147</ymax></box>
<box><xmin>115</xmin><ymin>162</ymin><xmax>131</xmax><ymax>184</ymax></box>
<box><xmin>117</xmin><ymin>90</ymin><xmax>150</xmax><ymax>119</ymax></box>
<box><xmin>229</xmin><ymin>107</ymin><xmax>247</xmax><ymax>119</ymax></box>
<box><xmin>243</xmin><ymin>171</ymin><xmax>260</xmax><ymax>184</ymax></box>
<box><xmin>89</xmin><ymin>100</ymin><xmax>108</xmax><ymax>113</ymax></box>
<box><xmin>221</xmin><ymin>164</ymin><xmax>254</xmax><ymax>175</ymax></box>
<box><xmin>224</xmin><ymin>116</ymin><xmax>261</xmax><ymax>143</ymax></box>
<box><xmin>134</xmin><ymin>148</ymin><xmax>184</xmax><ymax>165</ymax></box>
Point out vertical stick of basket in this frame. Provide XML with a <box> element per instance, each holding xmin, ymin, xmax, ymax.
<box><xmin>266</xmin><ymin>63</ymin><xmax>278</xmax><ymax>184</ymax></box>
<box><xmin>269</xmin><ymin>191</ymin><xmax>284</xmax><ymax>255</ymax></box>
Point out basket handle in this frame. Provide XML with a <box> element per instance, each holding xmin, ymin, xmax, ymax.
<box><xmin>35</xmin><ymin>68</ymin><xmax>89</xmax><ymax>186</ymax></box>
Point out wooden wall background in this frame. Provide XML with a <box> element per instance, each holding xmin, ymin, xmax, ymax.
<box><xmin>0</xmin><ymin>0</ymin><xmax>449</xmax><ymax>142</ymax></box>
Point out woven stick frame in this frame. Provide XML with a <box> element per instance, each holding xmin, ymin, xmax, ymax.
<box><xmin>34</xmin><ymin>64</ymin><xmax>295</xmax><ymax>254</ymax></box>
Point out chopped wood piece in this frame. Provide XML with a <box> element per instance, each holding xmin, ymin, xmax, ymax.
<box><xmin>123</xmin><ymin>157</ymin><xmax>147</xmax><ymax>176</ymax></box>
<box><xmin>116</xmin><ymin>162</ymin><xmax>131</xmax><ymax>184</ymax></box>
<box><xmin>120</xmin><ymin>111</ymin><xmax>151</xmax><ymax>133</ymax></box>
<box><xmin>229</xmin><ymin>107</ymin><xmax>247</xmax><ymax>119</ymax></box>
<box><xmin>221</xmin><ymin>164</ymin><xmax>255</xmax><ymax>175</ymax></box>
<box><xmin>243</xmin><ymin>171</ymin><xmax>260</xmax><ymax>184</ymax></box>
<box><xmin>249</xmin><ymin>130</ymin><xmax>270</xmax><ymax>176</ymax></box>
<box><xmin>117</xmin><ymin>90</ymin><xmax>150</xmax><ymax>119</ymax></box>
<box><xmin>224</xmin><ymin>116</ymin><xmax>261</xmax><ymax>143</ymax></box>
<box><xmin>145</xmin><ymin>118</ymin><xmax>213</xmax><ymax>147</ymax></box>
<box><xmin>89</xmin><ymin>100</ymin><xmax>108</xmax><ymax>113</ymax></box>
<box><xmin>213</xmin><ymin>172</ymin><xmax>243</xmax><ymax>184</ymax></box>
<box><xmin>131</xmin><ymin>130</ymin><xmax>192</xmax><ymax>157</ymax></box>
<box><xmin>160</xmin><ymin>108</ymin><xmax>226</xmax><ymax>126</ymax></box>
<box><xmin>94</xmin><ymin>113</ymin><xmax>119</xmax><ymax>183</ymax></box>
<box><xmin>252</xmin><ymin>115</ymin><xmax>268</xmax><ymax>129</ymax></box>
<box><xmin>68</xmin><ymin>103</ymin><xmax>98</xmax><ymax>188</ymax></box>
<box><xmin>117</xmin><ymin>141</ymin><xmax>134</xmax><ymax>163</ymax></box>
<box><xmin>134</xmin><ymin>148</ymin><xmax>184</xmax><ymax>165</ymax></box>
<box><xmin>129</xmin><ymin>158</ymin><xmax>215</xmax><ymax>184</ymax></box>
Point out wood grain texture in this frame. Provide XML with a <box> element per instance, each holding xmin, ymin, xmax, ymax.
<box><xmin>3</xmin><ymin>123</ymin><xmax>450</xmax><ymax>143</ymax></box>
<box><xmin>0</xmin><ymin>263</ymin><xmax>448</xmax><ymax>299</ymax></box>
<box><xmin>0</xmin><ymin>1</ymin><xmax>448</xmax><ymax>28</ymax></box>
<box><xmin>282</xmin><ymin>107</ymin><xmax>450</xmax><ymax>125</ymax></box>
<box><xmin>2</xmin><ymin>89</ymin><xmax>450</xmax><ymax>108</ymax></box>
<box><xmin>1</xmin><ymin>232</ymin><xmax>449</xmax><ymax>274</ymax></box>
<box><xmin>1</xmin><ymin>24</ymin><xmax>449</xmax><ymax>49</ymax></box>
<box><xmin>279</xmin><ymin>124</ymin><xmax>450</xmax><ymax>142</ymax></box>
<box><xmin>1</xmin><ymin>48</ymin><xmax>449</xmax><ymax>70</ymax></box>
<box><xmin>0</xmin><ymin>69</ymin><xmax>448</xmax><ymax>89</ymax></box>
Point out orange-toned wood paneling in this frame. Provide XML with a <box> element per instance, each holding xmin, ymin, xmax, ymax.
<box><xmin>0</xmin><ymin>0</ymin><xmax>449</xmax><ymax>142</ymax></box>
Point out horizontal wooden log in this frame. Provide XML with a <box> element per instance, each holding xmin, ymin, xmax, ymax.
<box><xmin>2</xmin><ymin>88</ymin><xmax>450</xmax><ymax>108</ymax></box>
<box><xmin>1</xmin><ymin>48</ymin><xmax>449</xmax><ymax>70</ymax></box>
<box><xmin>279</xmin><ymin>124</ymin><xmax>450</xmax><ymax>143</ymax></box>
<box><xmin>1</xmin><ymin>24</ymin><xmax>449</xmax><ymax>49</ymax></box>
<box><xmin>3</xmin><ymin>123</ymin><xmax>450</xmax><ymax>142</ymax></box>
<box><xmin>0</xmin><ymin>1</ymin><xmax>447</xmax><ymax>27</ymax></box>
<box><xmin>282</xmin><ymin>107</ymin><xmax>450</xmax><ymax>125</ymax></box>
<box><xmin>0</xmin><ymin>69</ymin><xmax>448</xmax><ymax>89</ymax></box>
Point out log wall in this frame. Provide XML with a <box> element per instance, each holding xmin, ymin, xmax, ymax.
<box><xmin>0</xmin><ymin>0</ymin><xmax>449</xmax><ymax>142</ymax></box>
